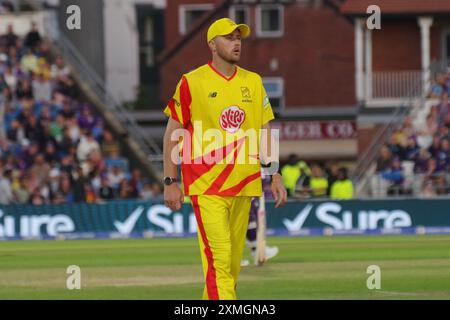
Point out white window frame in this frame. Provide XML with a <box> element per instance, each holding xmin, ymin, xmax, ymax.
<box><xmin>179</xmin><ymin>4</ymin><xmax>214</xmax><ymax>35</ymax></box>
<box><xmin>441</xmin><ymin>28</ymin><xmax>450</xmax><ymax>68</ymax></box>
<box><xmin>229</xmin><ymin>5</ymin><xmax>250</xmax><ymax>26</ymax></box>
<box><xmin>255</xmin><ymin>4</ymin><xmax>284</xmax><ymax>38</ymax></box>
<box><xmin>262</xmin><ymin>77</ymin><xmax>284</xmax><ymax>109</ymax></box>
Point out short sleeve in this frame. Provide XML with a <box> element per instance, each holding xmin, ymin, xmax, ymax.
<box><xmin>260</xmin><ymin>80</ymin><xmax>275</xmax><ymax>125</ymax></box>
<box><xmin>163</xmin><ymin>76</ymin><xmax>192</xmax><ymax>127</ymax></box>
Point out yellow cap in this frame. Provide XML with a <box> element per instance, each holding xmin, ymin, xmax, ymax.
<box><xmin>207</xmin><ymin>18</ymin><xmax>250</xmax><ymax>43</ymax></box>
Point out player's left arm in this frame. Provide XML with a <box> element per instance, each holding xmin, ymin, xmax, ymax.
<box><xmin>261</xmin><ymin>122</ymin><xmax>287</xmax><ymax>208</ymax></box>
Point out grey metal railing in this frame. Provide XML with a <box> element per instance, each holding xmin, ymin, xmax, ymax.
<box><xmin>369</xmin><ymin>172</ymin><xmax>450</xmax><ymax>198</ymax></box>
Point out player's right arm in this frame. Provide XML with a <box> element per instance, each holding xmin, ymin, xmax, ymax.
<box><xmin>162</xmin><ymin>77</ymin><xmax>191</xmax><ymax>211</ymax></box>
<box><xmin>163</xmin><ymin>117</ymin><xmax>184</xmax><ymax>211</ymax></box>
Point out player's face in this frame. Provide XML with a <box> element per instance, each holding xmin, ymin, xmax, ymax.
<box><xmin>214</xmin><ymin>29</ymin><xmax>242</xmax><ymax>64</ymax></box>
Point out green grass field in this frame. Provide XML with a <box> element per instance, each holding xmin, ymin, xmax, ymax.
<box><xmin>1</xmin><ymin>235</ymin><xmax>450</xmax><ymax>300</ymax></box>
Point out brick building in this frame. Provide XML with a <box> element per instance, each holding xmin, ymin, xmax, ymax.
<box><xmin>159</xmin><ymin>0</ymin><xmax>356</xmax><ymax>116</ymax></box>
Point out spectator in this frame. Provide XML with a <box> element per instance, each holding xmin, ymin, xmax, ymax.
<box><xmin>77</xmin><ymin>130</ymin><xmax>100</xmax><ymax>162</ymax></box>
<box><xmin>416</xmin><ymin>114</ymin><xmax>437</xmax><ymax>149</ymax></box>
<box><xmin>428</xmin><ymin>134</ymin><xmax>441</xmax><ymax>158</ymax></box>
<box><xmin>423</xmin><ymin>158</ymin><xmax>447</xmax><ymax>195</ymax></box>
<box><xmin>281</xmin><ymin>154</ymin><xmax>300</xmax><ymax>196</ymax></box>
<box><xmin>430</xmin><ymin>73</ymin><xmax>448</xmax><ymax>99</ymax></box>
<box><xmin>51</xmin><ymin>55</ymin><xmax>71</xmax><ymax>79</ymax></box>
<box><xmin>59</xmin><ymin>99</ymin><xmax>75</xmax><ymax>119</ymax></box>
<box><xmin>15</xmin><ymin>78</ymin><xmax>34</xmax><ymax>100</ymax></box>
<box><xmin>330</xmin><ymin>167</ymin><xmax>353</xmax><ymax>199</ymax></box>
<box><xmin>72</xmin><ymin>166</ymin><xmax>88</xmax><ymax>202</ymax></box>
<box><xmin>437</xmin><ymin>139</ymin><xmax>450</xmax><ymax>171</ymax></box>
<box><xmin>49</xmin><ymin>113</ymin><xmax>65</xmax><ymax>143</ymax></box>
<box><xmin>421</xmin><ymin>180</ymin><xmax>437</xmax><ymax>198</ymax></box>
<box><xmin>29</xmin><ymin>153</ymin><xmax>50</xmax><ymax>185</ymax></box>
<box><xmin>24</xmin><ymin>22</ymin><xmax>42</xmax><ymax>51</ymax></box>
<box><xmin>20</xmin><ymin>49</ymin><xmax>39</xmax><ymax>74</ymax></box>
<box><xmin>66</xmin><ymin>117</ymin><xmax>81</xmax><ymax>143</ymax></box>
<box><xmin>307</xmin><ymin>164</ymin><xmax>328</xmax><ymax>198</ymax></box>
<box><xmin>107</xmin><ymin>165</ymin><xmax>125</xmax><ymax>190</ymax></box>
<box><xmin>44</xmin><ymin>141</ymin><xmax>58</xmax><ymax>165</ymax></box>
<box><xmin>281</xmin><ymin>154</ymin><xmax>311</xmax><ymax>197</ymax></box>
<box><xmin>24</xmin><ymin>114</ymin><xmax>45</xmax><ymax>147</ymax></box>
<box><xmin>3</xmin><ymin>65</ymin><xmax>17</xmax><ymax>91</ymax></box>
<box><xmin>140</xmin><ymin>181</ymin><xmax>154</xmax><ymax>200</ymax></box>
<box><xmin>101</xmin><ymin>129</ymin><xmax>121</xmax><ymax>157</ymax></box>
<box><xmin>129</xmin><ymin>168</ymin><xmax>143</xmax><ymax>198</ymax></box>
<box><xmin>105</xmin><ymin>149</ymin><xmax>128</xmax><ymax>172</ymax></box>
<box><xmin>437</xmin><ymin>92</ymin><xmax>450</xmax><ymax>125</ymax></box>
<box><xmin>150</xmin><ymin>182</ymin><xmax>163</xmax><ymax>199</ymax></box>
<box><xmin>77</xmin><ymin>105</ymin><xmax>97</xmax><ymax>131</ymax></box>
<box><xmin>0</xmin><ymin>1</ymin><xmax>14</xmax><ymax>13</ymax></box>
<box><xmin>59</xmin><ymin>173</ymin><xmax>74</xmax><ymax>203</ymax></box>
<box><xmin>32</xmin><ymin>72</ymin><xmax>52</xmax><ymax>102</ymax></box>
<box><xmin>398</xmin><ymin>117</ymin><xmax>415</xmax><ymax>144</ymax></box>
<box><xmin>85</xmin><ymin>185</ymin><xmax>96</xmax><ymax>203</ymax></box>
<box><xmin>386</xmin><ymin>133</ymin><xmax>405</xmax><ymax>160</ymax></box>
<box><xmin>2</xmin><ymin>24</ymin><xmax>18</xmax><ymax>49</ymax></box>
<box><xmin>413</xmin><ymin>148</ymin><xmax>430</xmax><ymax>173</ymax></box>
<box><xmin>98</xmin><ymin>176</ymin><xmax>114</xmax><ymax>200</ymax></box>
<box><xmin>0</xmin><ymin>168</ymin><xmax>13</xmax><ymax>204</ymax></box>
<box><xmin>48</xmin><ymin>167</ymin><xmax>60</xmax><ymax>197</ymax></box>
<box><xmin>30</xmin><ymin>189</ymin><xmax>45</xmax><ymax>205</ymax></box>
<box><xmin>6</xmin><ymin>119</ymin><xmax>25</xmax><ymax>142</ymax></box>
<box><xmin>14</xmin><ymin>174</ymin><xmax>30</xmax><ymax>204</ymax></box>
<box><xmin>404</xmin><ymin>136</ymin><xmax>420</xmax><ymax>162</ymax></box>
<box><xmin>376</xmin><ymin>146</ymin><xmax>393</xmax><ymax>172</ymax></box>
<box><xmin>325</xmin><ymin>161</ymin><xmax>339</xmax><ymax>196</ymax></box>
<box><xmin>118</xmin><ymin>179</ymin><xmax>133</xmax><ymax>199</ymax></box>
<box><xmin>381</xmin><ymin>158</ymin><xmax>404</xmax><ymax>195</ymax></box>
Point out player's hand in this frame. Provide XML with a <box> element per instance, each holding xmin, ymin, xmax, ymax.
<box><xmin>164</xmin><ymin>184</ymin><xmax>184</xmax><ymax>211</ymax></box>
<box><xmin>271</xmin><ymin>173</ymin><xmax>287</xmax><ymax>208</ymax></box>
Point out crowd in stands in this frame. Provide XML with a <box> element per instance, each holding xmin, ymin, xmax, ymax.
<box><xmin>280</xmin><ymin>154</ymin><xmax>353</xmax><ymax>200</ymax></box>
<box><xmin>0</xmin><ymin>23</ymin><xmax>162</xmax><ymax>205</ymax></box>
<box><xmin>0</xmin><ymin>1</ymin><xmax>13</xmax><ymax>14</ymax></box>
<box><xmin>372</xmin><ymin>71</ymin><xmax>450</xmax><ymax>197</ymax></box>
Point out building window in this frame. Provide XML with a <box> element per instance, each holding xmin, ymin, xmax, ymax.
<box><xmin>263</xmin><ymin>77</ymin><xmax>284</xmax><ymax>109</ymax></box>
<box><xmin>256</xmin><ymin>4</ymin><xmax>284</xmax><ymax>38</ymax></box>
<box><xmin>179</xmin><ymin>4</ymin><xmax>214</xmax><ymax>35</ymax></box>
<box><xmin>229</xmin><ymin>5</ymin><xmax>250</xmax><ymax>26</ymax></box>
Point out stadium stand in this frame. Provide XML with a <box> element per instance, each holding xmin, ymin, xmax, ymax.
<box><xmin>369</xmin><ymin>71</ymin><xmax>450</xmax><ymax>197</ymax></box>
<box><xmin>0</xmin><ymin>23</ymin><xmax>162</xmax><ymax>205</ymax></box>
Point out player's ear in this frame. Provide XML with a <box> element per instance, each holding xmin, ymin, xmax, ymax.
<box><xmin>208</xmin><ymin>39</ymin><xmax>217</xmax><ymax>53</ymax></box>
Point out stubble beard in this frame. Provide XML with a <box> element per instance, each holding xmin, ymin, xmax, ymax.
<box><xmin>217</xmin><ymin>49</ymin><xmax>240</xmax><ymax>64</ymax></box>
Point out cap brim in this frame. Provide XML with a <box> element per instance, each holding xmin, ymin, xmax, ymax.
<box><xmin>235</xmin><ymin>24</ymin><xmax>250</xmax><ymax>38</ymax></box>
<box><xmin>214</xmin><ymin>23</ymin><xmax>251</xmax><ymax>40</ymax></box>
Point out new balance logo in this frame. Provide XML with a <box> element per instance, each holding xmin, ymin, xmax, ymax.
<box><xmin>208</xmin><ymin>92</ymin><xmax>218</xmax><ymax>98</ymax></box>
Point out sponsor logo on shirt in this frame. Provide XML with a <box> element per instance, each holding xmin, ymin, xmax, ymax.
<box><xmin>220</xmin><ymin>106</ymin><xmax>246</xmax><ymax>133</ymax></box>
<box><xmin>241</xmin><ymin>87</ymin><xmax>252</xmax><ymax>103</ymax></box>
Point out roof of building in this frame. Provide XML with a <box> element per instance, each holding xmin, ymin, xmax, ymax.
<box><xmin>341</xmin><ymin>0</ymin><xmax>450</xmax><ymax>15</ymax></box>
